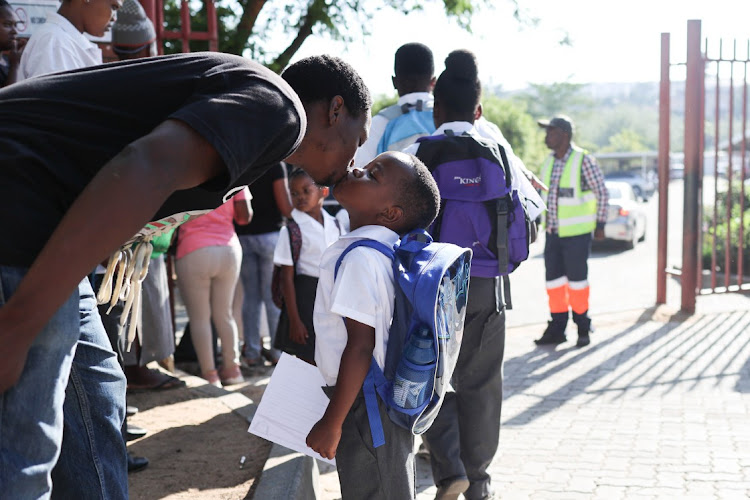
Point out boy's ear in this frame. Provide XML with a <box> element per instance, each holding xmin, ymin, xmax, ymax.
<box><xmin>377</xmin><ymin>204</ymin><xmax>404</xmax><ymax>227</ymax></box>
<box><xmin>328</xmin><ymin>95</ymin><xmax>345</xmax><ymax>126</ymax></box>
<box><xmin>320</xmin><ymin>186</ymin><xmax>330</xmax><ymax>198</ymax></box>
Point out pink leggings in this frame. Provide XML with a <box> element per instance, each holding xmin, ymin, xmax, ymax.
<box><xmin>176</xmin><ymin>242</ymin><xmax>242</xmax><ymax>375</ymax></box>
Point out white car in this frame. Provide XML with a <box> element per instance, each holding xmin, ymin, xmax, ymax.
<box><xmin>603</xmin><ymin>181</ymin><xmax>647</xmax><ymax>249</ymax></box>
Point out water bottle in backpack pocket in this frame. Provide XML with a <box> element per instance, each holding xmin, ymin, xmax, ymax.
<box><xmin>392</xmin><ymin>324</ymin><xmax>436</xmax><ymax>410</ymax></box>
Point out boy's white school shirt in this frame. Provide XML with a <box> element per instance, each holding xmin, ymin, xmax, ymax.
<box><xmin>17</xmin><ymin>12</ymin><xmax>102</xmax><ymax>82</ymax></box>
<box><xmin>273</xmin><ymin>208</ymin><xmax>342</xmax><ymax>278</ymax></box>
<box><xmin>313</xmin><ymin>225</ymin><xmax>399</xmax><ymax>386</ymax></box>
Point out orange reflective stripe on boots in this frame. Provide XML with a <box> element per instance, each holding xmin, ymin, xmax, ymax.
<box><xmin>546</xmin><ymin>277</ymin><xmax>569</xmax><ymax>314</ymax></box>
<box><xmin>568</xmin><ymin>280</ymin><xmax>589</xmax><ymax>315</ymax></box>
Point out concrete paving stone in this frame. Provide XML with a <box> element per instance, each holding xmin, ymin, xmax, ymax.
<box><xmin>591</xmin><ymin>485</ymin><xmax>628</xmax><ymax>499</ymax></box>
<box><xmin>566</xmin><ymin>477</ymin><xmax>597</xmax><ymax>493</ymax></box>
<box><xmin>656</xmin><ymin>474</ymin><xmax>686</xmax><ymax>489</ymax></box>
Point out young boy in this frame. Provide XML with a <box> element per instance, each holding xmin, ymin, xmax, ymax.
<box><xmin>273</xmin><ymin>168</ymin><xmax>341</xmax><ymax>363</ymax></box>
<box><xmin>307</xmin><ymin>151</ymin><xmax>441</xmax><ymax>499</ymax></box>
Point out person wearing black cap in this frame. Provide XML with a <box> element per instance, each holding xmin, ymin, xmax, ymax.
<box><xmin>536</xmin><ymin>115</ymin><xmax>608</xmax><ymax>347</ymax></box>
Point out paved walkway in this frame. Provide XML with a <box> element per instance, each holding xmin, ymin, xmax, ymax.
<box><xmin>412</xmin><ymin>304</ymin><xmax>750</xmax><ymax>500</ymax></box>
<box><xmin>316</xmin><ymin>300</ymin><xmax>750</xmax><ymax>499</ymax></box>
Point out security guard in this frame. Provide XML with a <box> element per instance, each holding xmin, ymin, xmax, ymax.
<box><xmin>536</xmin><ymin>115</ymin><xmax>608</xmax><ymax>347</ymax></box>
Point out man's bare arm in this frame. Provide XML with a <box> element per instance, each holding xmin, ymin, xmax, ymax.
<box><xmin>0</xmin><ymin>119</ymin><xmax>224</xmax><ymax>392</ymax></box>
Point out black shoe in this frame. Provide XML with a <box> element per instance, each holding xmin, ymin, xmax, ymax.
<box><xmin>573</xmin><ymin>311</ymin><xmax>593</xmax><ymax>348</ymax></box>
<box><xmin>534</xmin><ymin>333</ymin><xmax>567</xmax><ymax>345</ymax></box>
<box><xmin>535</xmin><ymin>312</ymin><xmax>568</xmax><ymax>345</ymax></box>
<box><xmin>127</xmin><ymin>452</ymin><xmax>149</xmax><ymax>473</ymax></box>
<box><xmin>126</xmin><ymin>423</ymin><xmax>148</xmax><ymax>442</ymax></box>
<box><xmin>126</xmin><ymin>405</ymin><xmax>139</xmax><ymax>417</ymax></box>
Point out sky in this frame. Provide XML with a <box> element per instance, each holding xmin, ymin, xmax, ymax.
<box><xmin>286</xmin><ymin>0</ymin><xmax>750</xmax><ymax>97</ymax></box>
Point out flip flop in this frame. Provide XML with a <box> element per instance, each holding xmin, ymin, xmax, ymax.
<box><xmin>127</xmin><ymin>373</ymin><xmax>186</xmax><ymax>393</ymax></box>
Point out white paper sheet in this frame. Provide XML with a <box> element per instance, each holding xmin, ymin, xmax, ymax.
<box><xmin>248</xmin><ymin>353</ymin><xmax>335</xmax><ymax>465</ymax></box>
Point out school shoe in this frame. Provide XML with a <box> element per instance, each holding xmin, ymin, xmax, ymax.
<box><xmin>220</xmin><ymin>365</ymin><xmax>245</xmax><ymax>385</ymax></box>
<box><xmin>534</xmin><ymin>312</ymin><xmax>568</xmax><ymax>345</ymax></box>
<box><xmin>127</xmin><ymin>452</ymin><xmax>149</xmax><ymax>473</ymax></box>
<box><xmin>573</xmin><ymin>311</ymin><xmax>593</xmax><ymax>347</ymax></box>
<box><xmin>435</xmin><ymin>476</ymin><xmax>470</xmax><ymax>500</ymax></box>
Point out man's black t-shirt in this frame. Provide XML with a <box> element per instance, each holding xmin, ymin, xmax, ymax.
<box><xmin>0</xmin><ymin>52</ymin><xmax>306</xmax><ymax>267</ymax></box>
<box><xmin>235</xmin><ymin>162</ymin><xmax>287</xmax><ymax>236</ymax></box>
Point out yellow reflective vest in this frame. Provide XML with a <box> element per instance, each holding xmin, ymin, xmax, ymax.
<box><xmin>540</xmin><ymin>146</ymin><xmax>597</xmax><ymax>237</ymax></box>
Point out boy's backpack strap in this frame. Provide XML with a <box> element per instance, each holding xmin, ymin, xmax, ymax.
<box><xmin>334</xmin><ymin>239</ymin><xmax>396</xmax><ymax>449</ymax></box>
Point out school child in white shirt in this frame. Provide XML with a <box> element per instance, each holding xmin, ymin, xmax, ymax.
<box><xmin>273</xmin><ymin>168</ymin><xmax>342</xmax><ymax>363</ymax></box>
<box><xmin>307</xmin><ymin>151</ymin><xmax>441</xmax><ymax>499</ymax></box>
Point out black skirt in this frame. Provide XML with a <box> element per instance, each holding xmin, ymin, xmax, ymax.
<box><xmin>274</xmin><ymin>274</ymin><xmax>318</xmax><ymax>363</ymax></box>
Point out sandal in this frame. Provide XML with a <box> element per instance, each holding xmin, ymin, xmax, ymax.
<box><xmin>126</xmin><ymin>369</ymin><xmax>186</xmax><ymax>393</ymax></box>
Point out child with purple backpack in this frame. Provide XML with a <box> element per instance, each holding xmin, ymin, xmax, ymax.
<box><xmin>403</xmin><ymin>49</ymin><xmax>535</xmax><ymax>500</ymax></box>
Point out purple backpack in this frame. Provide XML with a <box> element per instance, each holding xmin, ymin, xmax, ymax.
<box><xmin>415</xmin><ymin>131</ymin><xmax>532</xmax><ymax>279</ymax></box>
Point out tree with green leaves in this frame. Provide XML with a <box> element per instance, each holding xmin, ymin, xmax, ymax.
<box><xmin>164</xmin><ymin>0</ymin><xmax>491</xmax><ymax>71</ymax></box>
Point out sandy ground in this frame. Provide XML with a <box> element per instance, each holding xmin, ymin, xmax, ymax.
<box><xmin>126</xmin><ymin>363</ymin><xmax>274</xmax><ymax>499</ymax></box>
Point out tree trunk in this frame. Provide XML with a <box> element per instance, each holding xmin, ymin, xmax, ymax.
<box><xmin>227</xmin><ymin>0</ymin><xmax>267</xmax><ymax>55</ymax></box>
<box><xmin>269</xmin><ymin>0</ymin><xmax>327</xmax><ymax>72</ymax></box>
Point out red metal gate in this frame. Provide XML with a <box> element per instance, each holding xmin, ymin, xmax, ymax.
<box><xmin>657</xmin><ymin>20</ymin><xmax>750</xmax><ymax>313</ymax></box>
<box><xmin>140</xmin><ymin>0</ymin><xmax>218</xmax><ymax>53</ymax></box>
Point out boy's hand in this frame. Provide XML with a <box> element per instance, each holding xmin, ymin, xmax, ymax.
<box><xmin>289</xmin><ymin>318</ymin><xmax>308</xmax><ymax>344</ymax></box>
<box><xmin>306</xmin><ymin>416</ymin><xmax>341</xmax><ymax>460</ymax></box>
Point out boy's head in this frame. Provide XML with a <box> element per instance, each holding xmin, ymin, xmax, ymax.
<box><xmin>111</xmin><ymin>0</ymin><xmax>157</xmax><ymax>60</ymax></box>
<box><xmin>433</xmin><ymin>49</ymin><xmax>482</xmax><ymax>127</ymax></box>
<box><xmin>281</xmin><ymin>55</ymin><xmax>372</xmax><ymax>188</ymax></box>
<box><xmin>393</xmin><ymin>42</ymin><xmax>436</xmax><ymax>96</ymax></box>
<box><xmin>288</xmin><ymin>167</ymin><xmax>329</xmax><ymax>216</ymax></box>
<box><xmin>332</xmin><ymin>151</ymin><xmax>440</xmax><ymax>235</ymax></box>
<box><xmin>0</xmin><ymin>0</ymin><xmax>19</xmax><ymax>51</ymax></box>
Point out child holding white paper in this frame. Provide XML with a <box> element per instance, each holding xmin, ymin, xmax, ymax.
<box><xmin>307</xmin><ymin>151</ymin><xmax>440</xmax><ymax>499</ymax></box>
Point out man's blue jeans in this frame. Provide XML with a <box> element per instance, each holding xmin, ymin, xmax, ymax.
<box><xmin>238</xmin><ymin>232</ymin><xmax>281</xmax><ymax>360</ymax></box>
<box><xmin>0</xmin><ymin>266</ymin><xmax>127</xmax><ymax>499</ymax></box>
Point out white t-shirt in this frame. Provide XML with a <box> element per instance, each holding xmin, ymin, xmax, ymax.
<box><xmin>313</xmin><ymin>225</ymin><xmax>399</xmax><ymax>386</ymax></box>
<box><xmin>354</xmin><ymin>91</ymin><xmax>434</xmax><ymax>168</ymax></box>
<box><xmin>404</xmin><ymin>120</ymin><xmax>546</xmax><ymax>220</ymax></box>
<box><xmin>17</xmin><ymin>12</ymin><xmax>103</xmax><ymax>82</ymax></box>
<box><xmin>273</xmin><ymin>208</ymin><xmax>342</xmax><ymax>278</ymax></box>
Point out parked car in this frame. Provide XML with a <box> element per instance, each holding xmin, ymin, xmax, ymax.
<box><xmin>603</xmin><ymin>181</ymin><xmax>647</xmax><ymax>249</ymax></box>
<box><xmin>604</xmin><ymin>170</ymin><xmax>656</xmax><ymax>201</ymax></box>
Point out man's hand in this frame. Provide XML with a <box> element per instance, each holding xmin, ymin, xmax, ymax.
<box><xmin>306</xmin><ymin>416</ymin><xmax>342</xmax><ymax>460</ymax></box>
<box><xmin>289</xmin><ymin>318</ymin><xmax>308</xmax><ymax>344</ymax></box>
<box><xmin>594</xmin><ymin>227</ymin><xmax>605</xmax><ymax>241</ymax></box>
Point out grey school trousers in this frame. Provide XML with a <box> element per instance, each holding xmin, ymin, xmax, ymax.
<box><xmin>327</xmin><ymin>388</ymin><xmax>416</xmax><ymax>499</ymax></box>
<box><xmin>422</xmin><ymin>276</ymin><xmax>506</xmax><ymax>500</ymax></box>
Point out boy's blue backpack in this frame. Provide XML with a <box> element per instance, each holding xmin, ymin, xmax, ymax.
<box><xmin>376</xmin><ymin>100</ymin><xmax>435</xmax><ymax>155</ymax></box>
<box><xmin>415</xmin><ymin>131</ymin><xmax>532</xmax><ymax>280</ymax></box>
<box><xmin>334</xmin><ymin>229</ymin><xmax>472</xmax><ymax>447</ymax></box>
